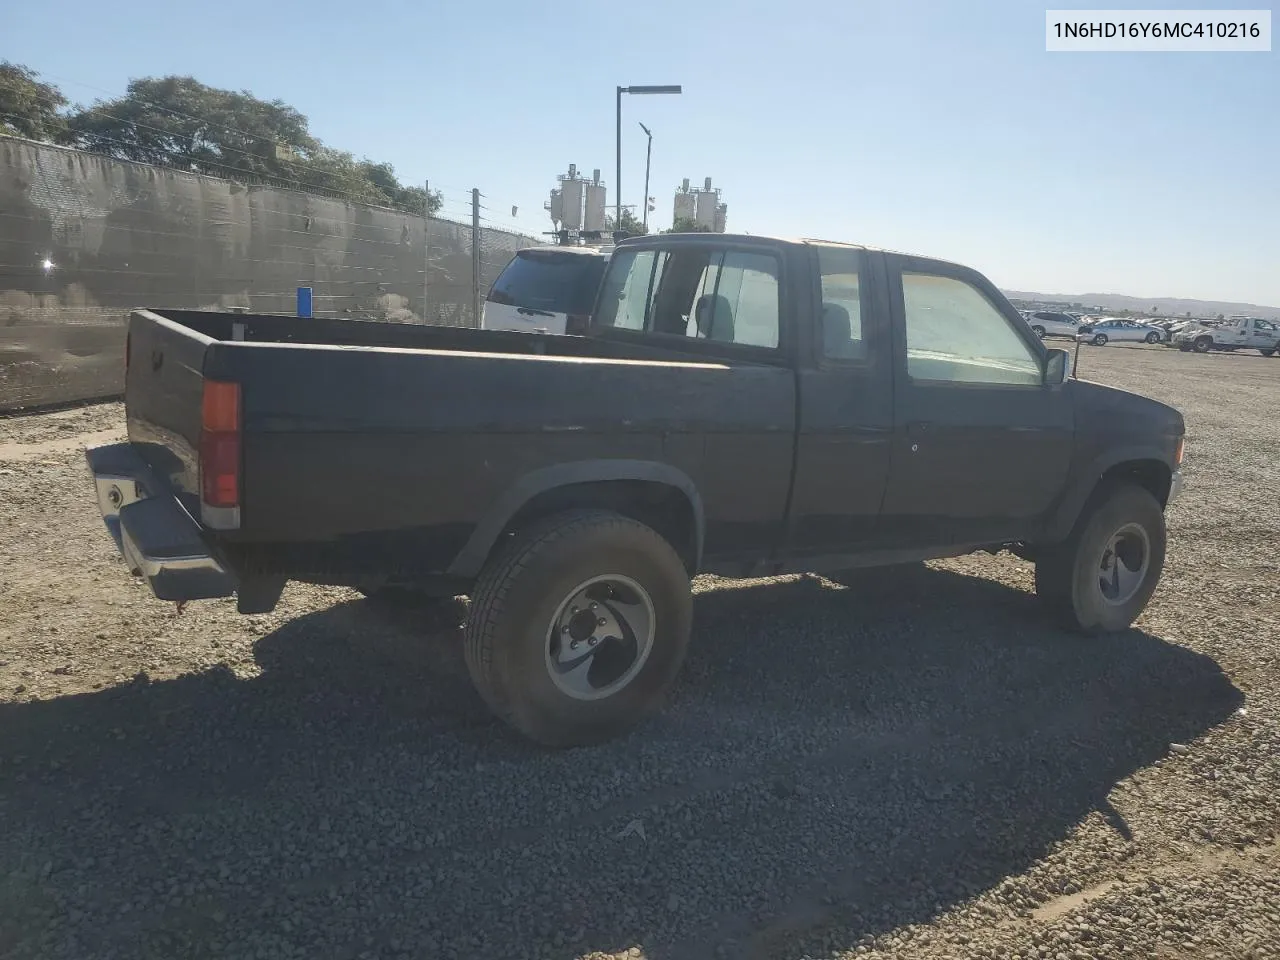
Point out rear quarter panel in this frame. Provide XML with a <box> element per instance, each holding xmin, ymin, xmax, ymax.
<box><xmin>207</xmin><ymin>342</ymin><xmax>795</xmax><ymax>573</ymax></box>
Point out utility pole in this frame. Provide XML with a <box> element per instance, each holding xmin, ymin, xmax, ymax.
<box><xmin>639</xmin><ymin>122</ymin><xmax>653</xmax><ymax>232</ymax></box>
<box><xmin>422</xmin><ymin>179</ymin><xmax>430</xmax><ymax>324</ymax></box>
<box><xmin>471</xmin><ymin>188</ymin><xmax>481</xmax><ymax>327</ymax></box>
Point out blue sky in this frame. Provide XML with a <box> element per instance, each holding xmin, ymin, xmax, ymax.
<box><xmin>7</xmin><ymin>0</ymin><xmax>1278</xmax><ymax>304</ymax></box>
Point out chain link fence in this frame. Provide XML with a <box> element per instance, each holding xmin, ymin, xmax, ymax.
<box><xmin>0</xmin><ymin>137</ymin><xmax>541</xmax><ymax>410</ymax></box>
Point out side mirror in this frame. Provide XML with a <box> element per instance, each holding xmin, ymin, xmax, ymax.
<box><xmin>1044</xmin><ymin>348</ymin><xmax>1070</xmax><ymax>386</ymax></box>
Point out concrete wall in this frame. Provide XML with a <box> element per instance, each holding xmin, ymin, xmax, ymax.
<box><xmin>0</xmin><ymin>138</ymin><xmax>538</xmax><ymax>410</ymax></box>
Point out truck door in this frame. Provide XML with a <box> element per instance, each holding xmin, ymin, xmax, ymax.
<box><xmin>783</xmin><ymin>244</ymin><xmax>894</xmax><ymax>561</ymax></box>
<box><xmin>879</xmin><ymin>253</ymin><xmax>1073</xmax><ymax>547</ymax></box>
<box><xmin>1255</xmin><ymin>319</ymin><xmax>1280</xmax><ymax>352</ymax></box>
<box><xmin>592</xmin><ymin>241</ymin><xmax>797</xmax><ymax>567</ymax></box>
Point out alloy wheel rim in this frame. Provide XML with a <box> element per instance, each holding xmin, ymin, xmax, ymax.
<box><xmin>544</xmin><ymin>575</ymin><xmax>655</xmax><ymax>701</ymax></box>
<box><xmin>1097</xmin><ymin>522</ymin><xmax>1150</xmax><ymax>606</ymax></box>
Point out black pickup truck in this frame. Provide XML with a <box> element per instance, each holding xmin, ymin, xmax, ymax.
<box><xmin>86</xmin><ymin>233</ymin><xmax>1185</xmax><ymax>746</ymax></box>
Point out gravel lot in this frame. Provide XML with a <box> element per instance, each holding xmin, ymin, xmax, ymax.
<box><xmin>1</xmin><ymin>343</ymin><xmax>1277</xmax><ymax>960</ymax></box>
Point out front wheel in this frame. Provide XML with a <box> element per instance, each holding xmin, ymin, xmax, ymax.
<box><xmin>1145</xmin><ymin>331</ymin><xmax>1161</xmax><ymax>344</ymax></box>
<box><xmin>1031</xmin><ymin>325</ymin><xmax>1046</xmax><ymax>338</ymax></box>
<box><xmin>1034</xmin><ymin>484</ymin><xmax>1166</xmax><ymax>633</ymax></box>
<box><xmin>1260</xmin><ymin>349</ymin><xmax>1276</xmax><ymax>357</ymax></box>
<box><xmin>1092</xmin><ymin>333</ymin><xmax>1108</xmax><ymax>346</ymax></box>
<box><xmin>464</xmin><ymin>509</ymin><xmax>692</xmax><ymax>747</ymax></box>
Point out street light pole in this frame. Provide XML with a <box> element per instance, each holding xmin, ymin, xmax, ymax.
<box><xmin>615</xmin><ymin>86</ymin><xmax>622</xmax><ymax>234</ymax></box>
<box><xmin>639</xmin><ymin>122</ymin><xmax>653</xmax><ymax>232</ymax></box>
<box><xmin>614</xmin><ymin>84</ymin><xmax>682</xmax><ymax>236</ymax></box>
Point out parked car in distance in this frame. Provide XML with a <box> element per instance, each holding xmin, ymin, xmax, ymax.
<box><xmin>481</xmin><ymin>246</ymin><xmax>609</xmax><ymax>336</ymax></box>
<box><xmin>1077</xmin><ymin>318</ymin><xmax>1164</xmax><ymax>345</ymax></box>
<box><xmin>1173</xmin><ymin>316</ymin><xmax>1280</xmax><ymax>356</ymax></box>
<box><xmin>85</xmin><ymin>233</ymin><xmax>1186</xmax><ymax>747</ymax></box>
<box><xmin>1023</xmin><ymin>310</ymin><xmax>1084</xmax><ymax>339</ymax></box>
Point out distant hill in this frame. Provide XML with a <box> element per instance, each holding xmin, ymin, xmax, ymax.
<box><xmin>1002</xmin><ymin>290</ymin><xmax>1280</xmax><ymax>321</ymax></box>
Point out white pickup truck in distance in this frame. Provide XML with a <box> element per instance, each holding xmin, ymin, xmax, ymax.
<box><xmin>1174</xmin><ymin>317</ymin><xmax>1280</xmax><ymax>356</ymax></box>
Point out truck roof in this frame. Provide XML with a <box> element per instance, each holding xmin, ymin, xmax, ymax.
<box><xmin>615</xmin><ymin>232</ymin><xmax>970</xmax><ymax>270</ymax></box>
<box><xmin>517</xmin><ymin>244</ymin><xmax>609</xmax><ymax>257</ymax></box>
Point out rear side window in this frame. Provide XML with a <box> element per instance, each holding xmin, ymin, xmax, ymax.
<box><xmin>816</xmin><ymin>246</ymin><xmax>866</xmax><ymax>360</ymax></box>
<box><xmin>595</xmin><ymin>250</ymin><xmax>663</xmax><ymax>331</ymax></box>
<box><xmin>487</xmin><ymin>251</ymin><xmax>606</xmax><ymax>314</ymax></box>
<box><xmin>596</xmin><ymin>247</ymin><xmax>781</xmax><ymax>349</ymax></box>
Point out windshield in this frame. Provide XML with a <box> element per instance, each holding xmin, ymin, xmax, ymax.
<box><xmin>487</xmin><ymin>250</ymin><xmax>607</xmax><ymax>314</ymax></box>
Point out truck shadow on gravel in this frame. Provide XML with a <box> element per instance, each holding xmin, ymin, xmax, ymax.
<box><xmin>0</xmin><ymin>565</ymin><xmax>1243</xmax><ymax>960</ymax></box>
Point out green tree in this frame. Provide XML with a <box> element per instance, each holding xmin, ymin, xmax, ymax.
<box><xmin>665</xmin><ymin>215</ymin><xmax>710</xmax><ymax>233</ymax></box>
<box><xmin>65</xmin><ymin>76</ymin><xmax>440</xmax><ymax>214</ymax></box>
<box><xmin>68</xmin><ymin>76</ymin><xmax>317</xmax><ymax>179</ymax></box>
<box><xmin>359</xmin><ymin>160</ymin><xmax>441</xmax><ymax>214</ymax></box>
<box><xmin>612</xmin><ymin>207</ymin><xmax>648</xmax><ymax>236</ymax></box>
<box><xmin>0</xmin><ymin>62</ymin><xmax>69</xmax><ymax>142</ymax></box>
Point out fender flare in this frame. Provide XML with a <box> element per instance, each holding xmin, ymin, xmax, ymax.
<box><xmin>446</xmin><ymin>459</ymin><xmax>705</xmax><ymax>578</ymax></box>
<box><xmin>1044</xmin><ymin>445</ymin><xmax>1172</xmax><ymax>543</ymax></box>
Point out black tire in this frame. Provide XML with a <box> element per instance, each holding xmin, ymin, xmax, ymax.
<box><xmin>1034</xmin><ymin>484</ymin><xmax>1166</xmax><ymax>634</ymax></box>
<box><xmin>1178</xmin><ymin>342</ymin><xmax>1192</xmax><ymax>352</ymax></box>
<box><xmin>1192</xmin><ymin>336</ymin><xmax>1212</xmax><ymax>353</ymax></box>
<box><xmin>464</xmin><ymin>509</ymin><xmax>692</xmax><ymax>747</ymax></box>
<box><xmin>1031</xmin><ymin>325</ymin><xmax>1046</xmax><ymax>338</ymax></box>
<box><xmin>1092</xmin><ymin>333</ymin><xmax>1108</xmax><ymax>346</ymax></box>
<box><xmin>1260</xmin><ymin>349</ymin><xmax>1275</xmax><ymax>357</ymax></box>
<box><xmin>1145</xmin><ymin>331</ymin><xmax>1160</xmax><ymax>344</ymax></box>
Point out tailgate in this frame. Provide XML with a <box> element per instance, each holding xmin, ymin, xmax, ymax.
<box><xmin>123</xmin><ymin>309</ymin><xmax>213</xmax><ymax>514</ymax></box>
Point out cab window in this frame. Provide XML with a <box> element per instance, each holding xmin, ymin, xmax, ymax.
<box><xmin>816</xmin><ymin>246</ymin><xmax>867</xmax><ymax>361</ymax></box>
<box><xmin>597</xmin><ymin>246</ymin><xmax>781</xmax><ymax>349</ymax></box>
<box><xmin>901</xmin><ymin>272</ymin><xmax>1041</xmax><ymax>386</ymax></box>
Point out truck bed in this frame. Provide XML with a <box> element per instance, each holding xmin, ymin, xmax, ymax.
<box><xmin>123</xmin><ymin>308</ymin><xmax>797</xmax><ymax>586</ymax></box>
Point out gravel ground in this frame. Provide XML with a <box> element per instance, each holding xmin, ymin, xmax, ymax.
<box><xmin>1</xmin><ymin>343</ymin><xmax>1277</xmax><ymax>960</ymax></box>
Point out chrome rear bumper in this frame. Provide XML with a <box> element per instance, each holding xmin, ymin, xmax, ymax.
<box><xmin>85</xmin><ymin>443</ymin><xmax>235</xmax><ymax>602</ymax></box>
<box><xmin>1168</xmin><ymin>469</ymin><xmax>1184</xmax><ymax>504</ymax></box>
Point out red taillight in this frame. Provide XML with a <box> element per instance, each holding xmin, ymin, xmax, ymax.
<box><xmin>200</xmin><ymin>380</ymin><xmax>241</xmax><ymax>508</ymax></box>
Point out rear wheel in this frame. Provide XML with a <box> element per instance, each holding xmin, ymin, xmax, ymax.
<box><xmin>1034</xmin><ymin>484</ymin><xmax>1166</xmax><ymax>633</ymax></box>
<box><xmin>1092</xmin><ymin>333</ymin><xmax>1108</xmax><ymax>346</ymax></box>
<box><xmin>1260</xmin><ymin>349</ymin><xmax>1275</xmax><ymax>357</ymax></box>
<box><xmin>1031</xmin><ymin>325</ymin><xmax>1046</xmax><ymax>338</ymax></box>
<box><xmin>1193</xmin><ymin>336</ymin><xmax>1212</xmax><ymax>353</ymax></box>
<box><xmin>464</xmin><ymin>509</ymin><xmax>692</xmax><ymax>747</ymax></box>
<box><xmin>1145</xmin><ymin>331</ymin><xmax>1160</xmax><ymax>344</ymax></box>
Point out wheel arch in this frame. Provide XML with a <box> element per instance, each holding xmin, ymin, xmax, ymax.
<box><xmin>447</xmin><ymin>460</ymin><xmax>705</xmax><ymax>578</ymax></box>
<box><xmin>1044</xmin><ymin>450</ymin><xmax>1172</xmax><ymax>543</ymax></box>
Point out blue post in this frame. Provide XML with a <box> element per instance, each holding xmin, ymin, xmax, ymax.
<box><xmin>296</xmin><ymin>286</ymin><xmax>313</xmax><ymax>318</ymax></box>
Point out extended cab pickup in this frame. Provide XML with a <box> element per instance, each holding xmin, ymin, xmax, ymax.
<box><xmin>86</xmin><ymin>234</ymin><xmax>1186</xmax><ymax>746</ymax></box>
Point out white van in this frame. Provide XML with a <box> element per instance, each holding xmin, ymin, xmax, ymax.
<box><xmin>481</xmin><ymin>246</ymin><xmax>610</xmax><ymax>336</ymax></box>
